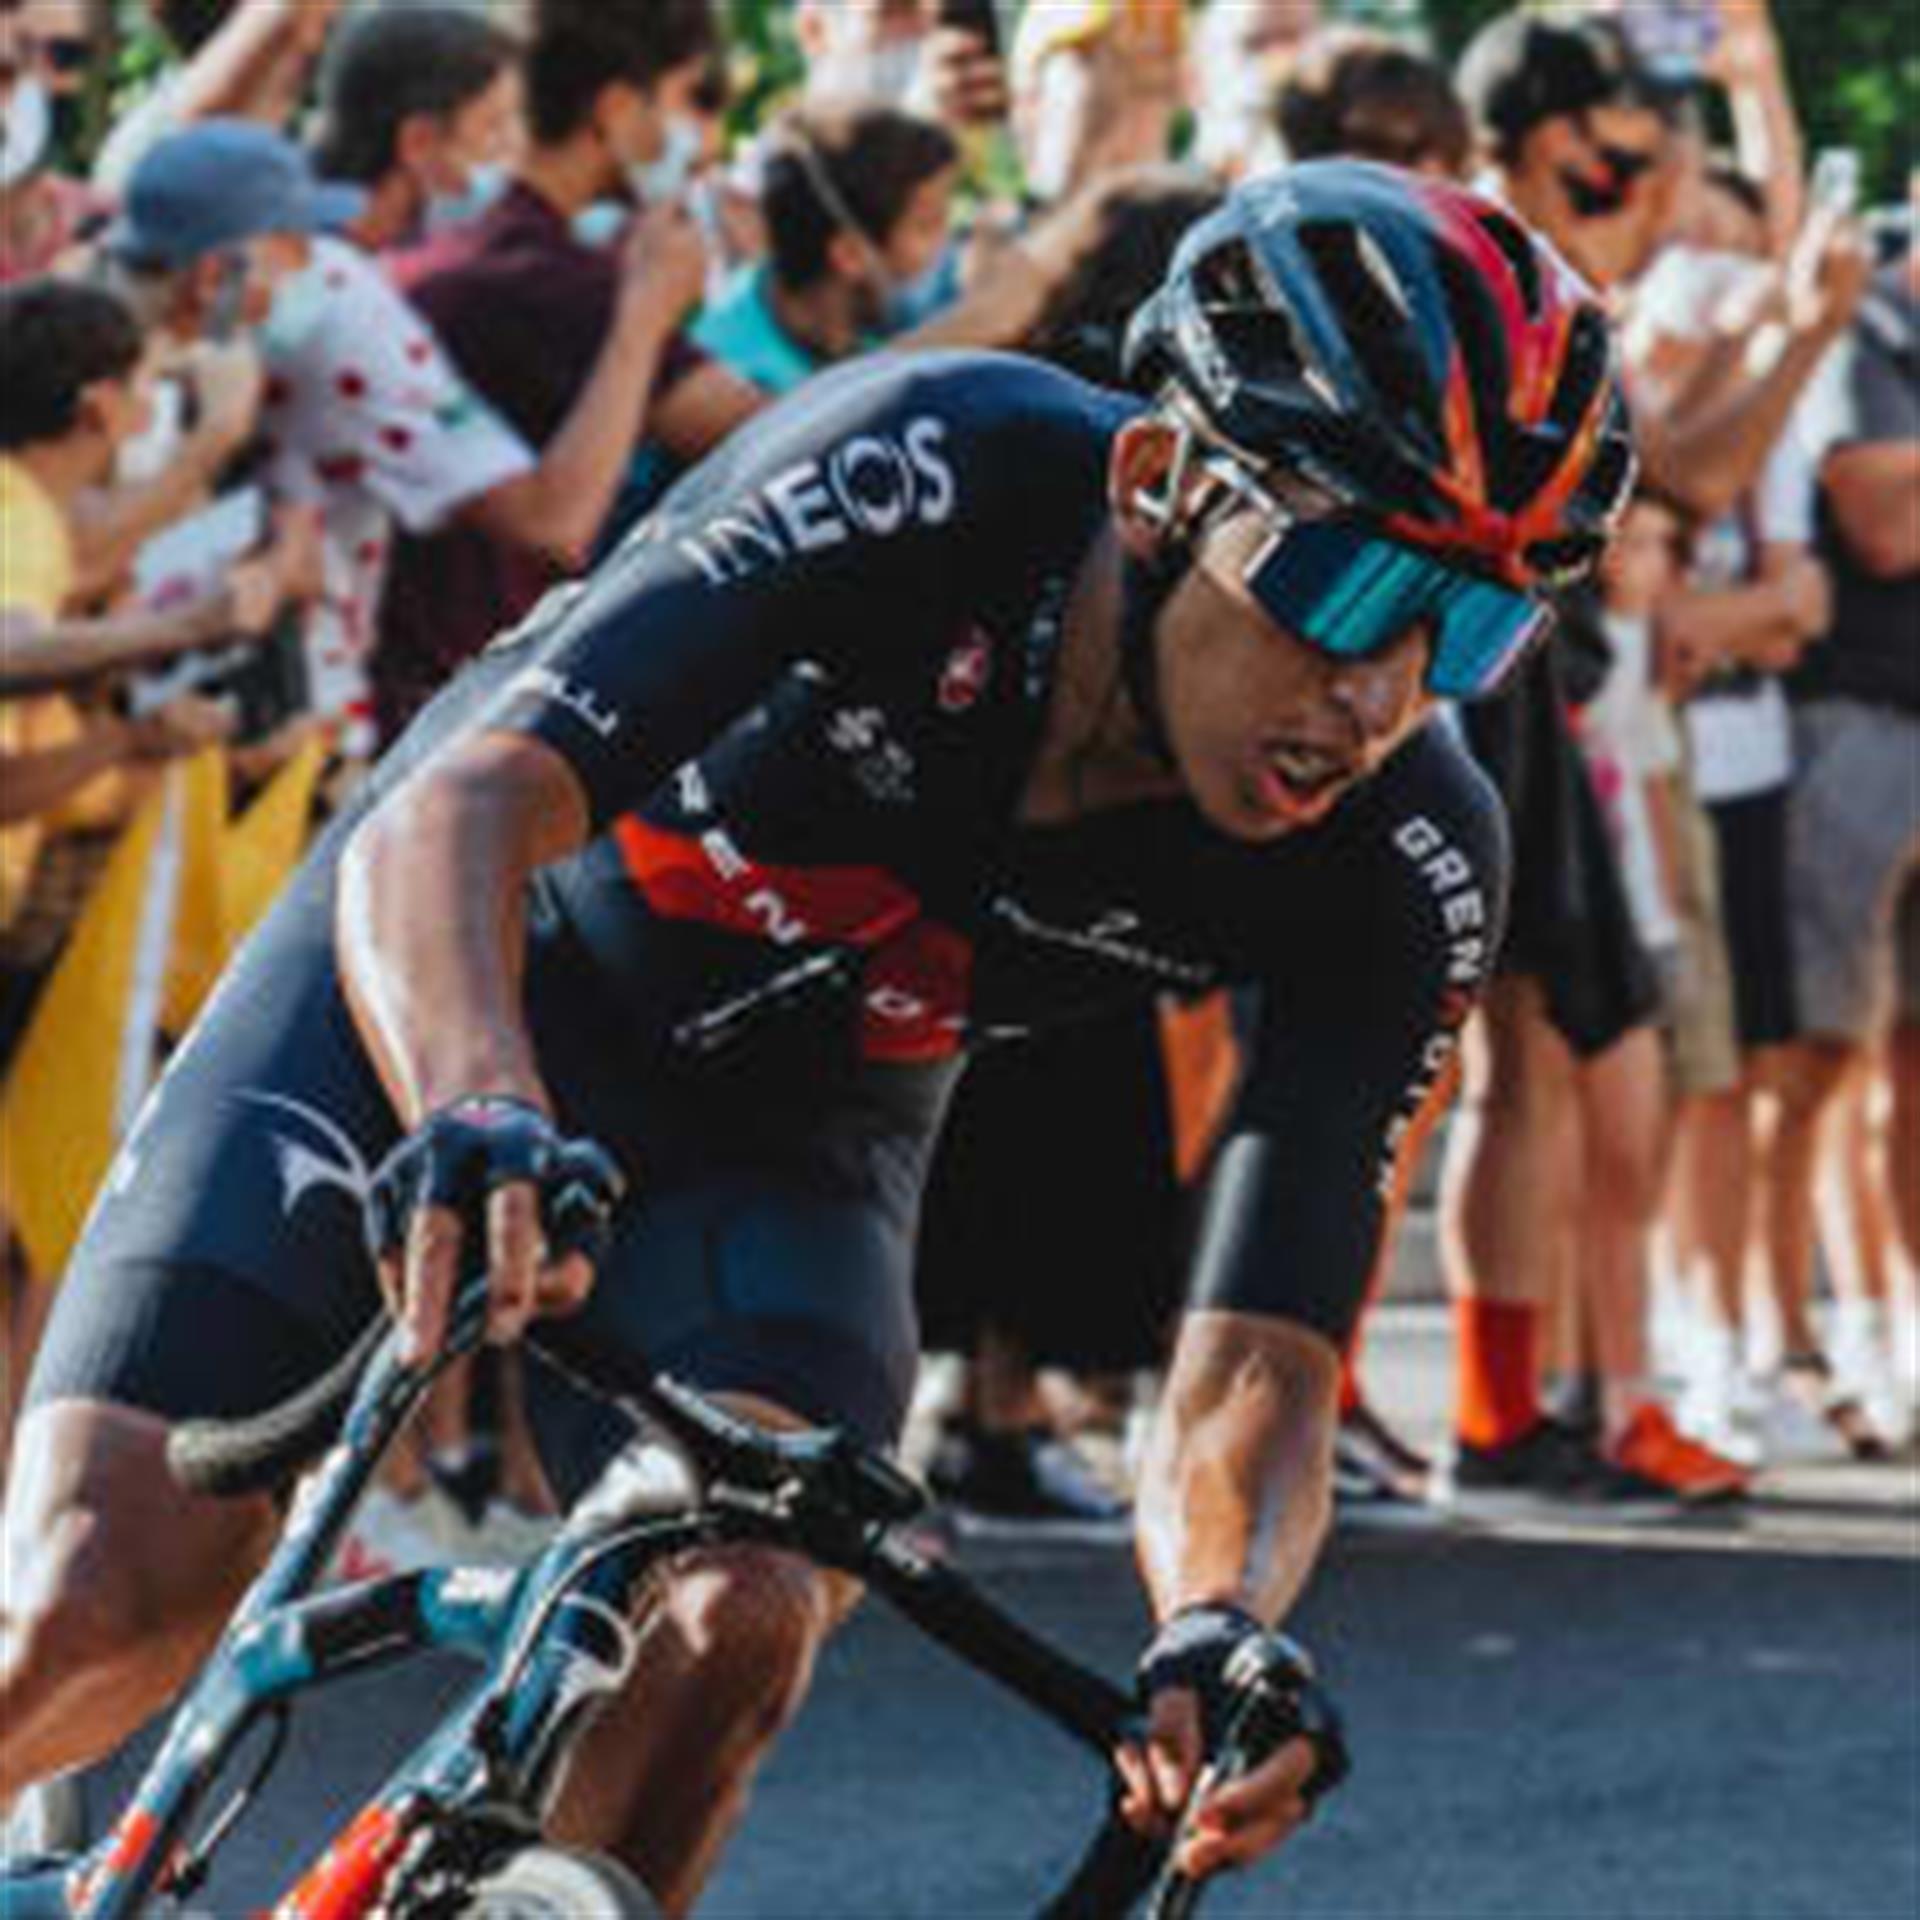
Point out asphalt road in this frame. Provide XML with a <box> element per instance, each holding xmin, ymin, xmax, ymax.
<box><xmin>71</xmin><ymin>1307</ymin><xmax>1920</xmax><ymax>1919</ymax></box>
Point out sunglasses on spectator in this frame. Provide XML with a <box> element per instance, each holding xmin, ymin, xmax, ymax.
<box><xmin>38</xmin><ymin>35</ymin><xmax>90</xmax><ymax>75</ymax></box>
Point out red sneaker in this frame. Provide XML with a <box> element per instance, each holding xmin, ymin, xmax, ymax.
<box><xmin>1610</xmin><ymin>1402</ymin><xmax>1752</xmax><ymax>1505</ymax></box>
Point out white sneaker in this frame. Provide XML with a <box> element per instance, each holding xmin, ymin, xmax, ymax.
<box><xmin>1830</xmin><ymin>1303</ymin><xmax>1911</xmax><ymax>1454</ymax></box>
<box><xmin>1676</xmin><ymin>1322</ymin><xmax>1763</xmax><ymax>1468</ymax></box>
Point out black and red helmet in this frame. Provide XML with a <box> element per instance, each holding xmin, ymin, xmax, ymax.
<box><xmin>1124</xmin><ymin>160</ymin><xmax>1635</xmax><ymax>591</ymax></box>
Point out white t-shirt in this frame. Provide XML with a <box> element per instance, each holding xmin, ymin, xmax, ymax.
<box><xmin>1681</xmin><ymin>370</ymin><xmax>1840</xmax><ymax>805</ymax></box>
<box><xmin>258</xmin><ymin>236</ymin><xmax>531</xmax><ymax>755</ymax></box>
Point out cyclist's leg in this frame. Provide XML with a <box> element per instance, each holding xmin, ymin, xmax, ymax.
<box><xmin>521</xmin><ymin>1109</ymin><xmax>941</xmax><ymax>1916</ymax></box>
<box><xmin>1</xmin><ymin>880</ymin><xmax>398</xmax><ymax>1798</ymax></box>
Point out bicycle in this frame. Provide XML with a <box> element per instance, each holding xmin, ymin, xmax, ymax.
<box><xmin>1</xmin><ymin>1273</ymin><xmax>1322</xmax><ymax>1919</ymax></box>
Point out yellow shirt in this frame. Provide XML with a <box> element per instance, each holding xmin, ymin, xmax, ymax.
<box><xmin>1</xmin><ymin>454</ymin><xmax>118</xmax><ymax>932</ymax></box>
<box><xmin>0</xmin><ymin>453</ymin><xmax>76</xmax><ymax>620</ymax></box>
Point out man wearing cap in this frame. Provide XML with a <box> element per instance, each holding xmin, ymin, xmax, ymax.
<box><xmin>104</xmin><ymin>116</ymin><xmax>366</xmax><ymax>342</ymax></box>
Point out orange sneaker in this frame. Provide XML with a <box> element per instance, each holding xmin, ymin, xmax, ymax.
<box><xmin>1609</xmin><ymin>1403</ymin><xmax>1752</xmax><ymax>1505</ymax></box>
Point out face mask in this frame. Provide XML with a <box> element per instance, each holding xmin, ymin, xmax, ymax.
<box><xmin>425</xmin><ymin>160</ymin><xmax>508</xmax><ymax>235</ymax></box>
<box><xmin>0</xmin><ymin>77</ymin><xmax>52</xmax><ymax>189</ymax></box>
<box><xmin>573</xmin><ymin>201</ymin><xmax>627</xmax><ymax>248</ymax></box>
<box><xmin>873</xmin><ymin>247</ymin><xmax>954</xmax><ymax>335</ymax></box>
<box><xmin>630</xmin><ymin>115</ymin><xmax>702</xmax><ymax>207</ymax></box>
<box><xmin>261</xmin><ymin>262</ymin><xmax>329</xmax><ymax>358</ymax></box>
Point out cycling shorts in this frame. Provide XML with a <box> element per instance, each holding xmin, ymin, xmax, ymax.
<box><xmin>27</xmin><ymin>842</ymin><xmax>957</xmax><ymax>1500</ymax></box>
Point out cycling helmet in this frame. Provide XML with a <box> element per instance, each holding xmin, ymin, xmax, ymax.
<box><xmin>1123</xmin><ymin>159</ymin><xmax>1635</xmax><ymax>590</ymax></box>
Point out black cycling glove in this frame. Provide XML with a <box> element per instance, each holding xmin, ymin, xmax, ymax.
<box><xmin>1137</xmin><ymin>1603</ymin><xmax>1350</xmax><ymax>1803</ymax></box>
<box><xmin>365</xmin><ymin>1095</ymin><xmax>625</xmax><ymax>1268</ymax></box>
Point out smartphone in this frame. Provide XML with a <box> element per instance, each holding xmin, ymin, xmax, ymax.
<box><xmin>1810</xmin><ymin>148</ymin><xmax>1862</xmax><ymax>220</ymax></box>
<box><xmin>935</xmin><ymin>0</ymin><xmax>1001</xmax><ymax>55</ymax></box>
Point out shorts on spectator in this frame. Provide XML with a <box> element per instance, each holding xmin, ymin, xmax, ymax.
<box><xmin>1462</xmin><ymin>648</ymin><xmax>1661</xmax><ymax>1058</ymax></box>
<box><xmin>1787</xmin><ymin>700</ymin><xmax>1920</xmax><ymax>1043</ymax></box>
<box><xmin>1706</xmin><ymin>786</ymin><xmax>1800</xmax><ymax>1053</ymax></box>
<box><xmin>1655</xmin><ymin>770</ymin><xmax>1740</xmax><ymax>1097</ymax></box>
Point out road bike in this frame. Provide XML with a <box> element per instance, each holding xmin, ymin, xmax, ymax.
<box><xmin>1</xmin><ymin>1275</ymin><xmax>1313</xmax><ymax>1918</ymax></box>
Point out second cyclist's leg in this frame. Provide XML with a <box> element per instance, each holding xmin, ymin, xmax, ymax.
<box><xmin>547</xmin><ymin>1428</ymin><xmax>855</xmax><ymax>1916</ymax></box>
<box><xmin>0</xmin><ymin>1391</ymin><xmax>276</xmax><ymax>1798</ymax></box>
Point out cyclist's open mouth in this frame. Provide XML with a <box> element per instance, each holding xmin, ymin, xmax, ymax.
<box><xmin>1253</xmin><ymin>740</ymin><xmax>1353</xmax><ymax>822</ymax></box>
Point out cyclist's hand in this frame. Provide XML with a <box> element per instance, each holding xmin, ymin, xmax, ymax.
<box><xmin>1117</xmin><ymin>1605</ymin><xmax>1346</xmax><ymax>1880</ymax></box>
<box><xmin>365</xmin><ymin>1097</ymin><xmax>624</xmax><ymax>1363</ymax></box>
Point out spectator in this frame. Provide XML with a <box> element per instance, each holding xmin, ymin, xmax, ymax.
<box><xmin>261</xmin><ymin>15</ymin><xmax>694</xmax><ymax>758</ymax></box>
<box><xmin>1437</xmin><ymin>12</ymin><xmax>1706</xmax><ymax>1510</ymax></box>
<box><xmin>376</xmin><ymin>0</ymin><xmax>762</xmax><ymax>744</ymax></box>
<box><xmin>0</xmin><ymin>279</ymin><xmax>287</xmax><ymax>702</ymax></box>
<box><xmin>1276</xmin><ymin>27</ymin><xmax>1471</xmax><ymax>178</ymax></box>
<box><xmin>1632</xmin><ymin>168</ymin><xmax>1862</xmax><ymax>1462</ymax></box>
<box><xmin>311</xmin><ymin>6</ymin><xmax>524</xmax><ymax>253</ymax></box>
<box><xmin>1190</xmin><ymin>0</ymin><xmax>1320</xmax><ymax>181</ymax></box>
<box><xmin>0</xmin><ymin>12</ymin><xmax>111</xmax><ymax>284</ymax></box>
<box><xmin>0</xmin><ymin>276</ymin><xmax>268</xmax><ymax>1459</ymax></box>
<box><xmin>93</xmin><ymin>0</ymin><xmax>347</xmax><ymax>196</ymax></box>
<box><xmin>1458</xmin><ymin>10</ymin><xmax>1682</xmax><ymax>287</ymax></box>
<box><xmin>1772</xmin><ymin>224</ymin><xmax>1920</xmax><ymax>1442</ymax></box>
<box><xmin>697</xmin><ymin>100</ymin><xmax>961</xmax><ymax>392</ymax></box>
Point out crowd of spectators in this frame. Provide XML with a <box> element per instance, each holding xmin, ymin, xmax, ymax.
<box><xmin>0</xmin><ymin>0</ymin><xmax>1913</xmax><ymax>1556</ymax></box>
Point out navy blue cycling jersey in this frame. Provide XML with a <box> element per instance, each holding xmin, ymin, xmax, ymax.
<box><xmin>399</xmin><ymin>349</ymin><xmax>1508</xmax><ymax>1336</ymax></box>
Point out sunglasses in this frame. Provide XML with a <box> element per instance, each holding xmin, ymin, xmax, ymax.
<box><xmin>1239</xmin><ymin>518</ymin><xmax>1552</xmax><ymax>700</ymax></box>
<box><xmin>1187</xmin><ymin>451</ymin><xmax>1551</xmax><ymax>701</ymax></box>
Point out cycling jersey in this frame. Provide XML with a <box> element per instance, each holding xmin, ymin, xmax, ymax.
<box><xmin>30</xmin><ymin>349</ymin><xmax>1507</xmax><ymax>1471</ymax></box>
<box><xmin>433</xmin><ymin>349</ymin><xmax>1509</xmax><ymax>1332</ymax></box>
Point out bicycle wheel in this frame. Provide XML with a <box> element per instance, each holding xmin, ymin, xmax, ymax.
<box><xmin>456</xmin><ymin>1844</ymin><xmax>662</xmax><ymax>1919</ymax></box>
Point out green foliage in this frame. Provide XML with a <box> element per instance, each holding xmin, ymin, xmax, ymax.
<box><xmin>724</xmin><ymin>0</ymin><xmax>806</xmax><ymax>135</ymax></box>
<box><xmin>1419</xmin><ymin>0</ymin><xmax>1917</xmax><ymax>202</ymax></box>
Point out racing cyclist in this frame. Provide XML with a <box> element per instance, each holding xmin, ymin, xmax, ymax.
<box><xmin>1</xmin><ymin>164</ymin><xmax>1633</xmax><ymax>1909</ymax></box>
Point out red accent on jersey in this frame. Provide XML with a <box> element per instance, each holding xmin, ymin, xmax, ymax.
<box><xmin>615</xmin><ymin>819</ymin><xmax>974</xmax><ymax>1059</ymax></box>
<box><xmin>861</xmin><ymin>919</ymin><xmax>974</xmax><ymax>1062</ymax></box>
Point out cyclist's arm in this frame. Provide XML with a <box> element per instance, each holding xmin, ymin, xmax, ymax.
<box><xmin>1139</xmin><ymin>740</ymin><xmax>1509</xmax><ymax>1625</ymax></box>
<box><xmin>337</xmin><ymin>731</ymin><xmax>586</xmax><ymax>1125</ymax></box>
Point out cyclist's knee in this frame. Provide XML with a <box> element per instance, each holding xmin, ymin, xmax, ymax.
<box><xmin>653</xmin><ymin>1547</ymin><xmax>840</xmax><ymax>1742</ymax></box>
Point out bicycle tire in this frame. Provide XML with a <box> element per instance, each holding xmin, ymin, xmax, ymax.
<box><xmin>454</xmin><ymin>1844</ymin><xmax>663</xmax><ymax>1919</ymax></box>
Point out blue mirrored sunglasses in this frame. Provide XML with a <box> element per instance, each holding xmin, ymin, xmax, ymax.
<box><xmin>1239</xmin><ymin>516</ymin><xmax>1553</xmax><ymax>701</ymax></box>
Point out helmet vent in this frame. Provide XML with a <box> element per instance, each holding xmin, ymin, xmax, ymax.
<box><xmin>1294</xmin><ymin>219</ymin><xmax>1438</xmax><ymax>449</ymax></box>
<box><xmin>1191</xmin><ymin>236</ymin><xmax>1269</xmax><ymax>314</ymax></box>
<box><xmin>1475</xmin><ymin>208</ymin><xmax>1544</xmax><ymax>320</ymax></box>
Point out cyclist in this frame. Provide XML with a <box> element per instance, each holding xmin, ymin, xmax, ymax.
<box><xmin>1</xmin><ymin>163</ymin><xmax>1632</xmax><ymax>1909</ymax></box>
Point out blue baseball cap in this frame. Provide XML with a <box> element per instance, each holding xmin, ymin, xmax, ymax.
<box><xmin>108</xmin><ymin>120</ymin><xmax>366</xmax><ymax>267</ymax></box>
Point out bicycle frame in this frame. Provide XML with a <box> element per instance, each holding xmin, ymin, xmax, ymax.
<box><xmin>20</xmin><ymin>1288</ymin><xmax>1193</xmax><ymax>1920</ymax></box>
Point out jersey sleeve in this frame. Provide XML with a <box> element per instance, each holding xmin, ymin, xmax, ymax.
<box><xmin>1184</xmin><ymin>728</ymin><xmax>1510</xmax><ymax>1346</ymax></box>
<box><xmin>471</xmin><ymin>351</ymin><xmax>1110</xmax><ymax>828</ymax></box>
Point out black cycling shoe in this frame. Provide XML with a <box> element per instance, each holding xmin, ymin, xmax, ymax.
<box><xmin>1441</xmin><ymin>1416</ymin><xmax>1673</xmax><ymax>1519</ymax></box>
<box><xmin>928</xmin><ymin>1422</ymin><xmax>1130</xmax><ymax>1534</ymax></box>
